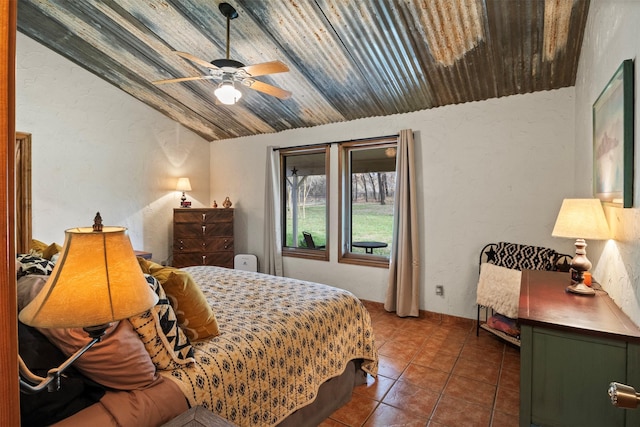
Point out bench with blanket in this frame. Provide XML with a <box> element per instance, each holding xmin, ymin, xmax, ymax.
<box><xmin>475</xmin><ymin>242</ymin><xmax>572</xmax><ymax>346</ymax></box>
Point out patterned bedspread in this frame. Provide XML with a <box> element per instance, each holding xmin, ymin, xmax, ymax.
<box><xmin>160</xmin><ymin>266</ymin><xmax>378</xmax><ymax>426</ymax></box>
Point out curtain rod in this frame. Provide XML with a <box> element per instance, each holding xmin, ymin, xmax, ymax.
<box><xmin>272</xmin><ymin>133</ymin><xmax>399</xmax><ymax>151</ymax></box>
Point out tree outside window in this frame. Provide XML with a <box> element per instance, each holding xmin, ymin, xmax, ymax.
<box><xmin>281</xmin><ymin>147</ymin><xmax>329</xmax><ymax>260</ymax></box>
<box><xmin>340</xmin><ymin>138</ymin><xmax>396</xmax><ymax>267</ymax></box>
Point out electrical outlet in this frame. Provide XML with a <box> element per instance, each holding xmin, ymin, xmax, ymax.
<box><xmin>435</xmin><ymin>285</ymin><xmax>444</xmax><ymax>296</ymax></box>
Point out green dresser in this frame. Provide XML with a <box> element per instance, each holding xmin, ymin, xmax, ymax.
<box><xmin>519</xmin><ymin>270</ymin><xmax>640</xmax><ymax>427</ymax></box>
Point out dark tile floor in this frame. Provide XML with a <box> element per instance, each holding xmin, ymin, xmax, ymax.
<box><xmin>321</xmin><ymin>301</ymin><xmax>519</xmax><ymax>427</ymax></box>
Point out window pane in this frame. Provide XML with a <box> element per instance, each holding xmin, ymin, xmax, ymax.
<box><xmin>282</xmin><ymin>151</ymin><xmax>327</xmax><ymax>250</ymax></box>
<box><xmin>348</xmin><ymin>145</ymin><xmax>396</xmax><ymax>257</ymax></box>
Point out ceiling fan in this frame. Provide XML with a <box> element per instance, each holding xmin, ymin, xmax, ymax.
<box><xmin>152</xmin><ymin>2</ymin><xmax>291</xmax><ymax>105</ymax></box>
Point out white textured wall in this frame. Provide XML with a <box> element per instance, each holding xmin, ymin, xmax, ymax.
<box><xmin>575</xmin><ymin>1</ymin><xmax>640</xmax><ymax>325</ymax></box>
<box><xmin>16</xmin><ymin>33</ymin><xmax>211</xmax><ymax>264</ymax></box>
<box><xmin>211</xmin><ymin>89</ymin><xmax>576</xmax><ymax>319</ymax></box>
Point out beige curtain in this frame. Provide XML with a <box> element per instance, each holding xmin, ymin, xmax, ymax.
<box><xmin>385</xmin><ymin>129</ymin><xmax>419</xmax><ymax>317</ymax></box>
<box><xmin>262</xmin><ymin>146</ymin><xmax>283</xmax><ymax>276</ymax></box>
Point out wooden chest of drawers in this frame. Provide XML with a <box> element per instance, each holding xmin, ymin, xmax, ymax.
<box><xmin>173</xmin><ymin>208</ymin><xmax>234</xmax><ymax>268</ymax></box>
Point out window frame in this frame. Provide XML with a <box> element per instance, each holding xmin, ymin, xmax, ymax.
<box><xmin>338</xmin><ymin>137</ymin><xmax>397</xmax><ymax>268</ymax></box>
<box><xmin>280</xmin><ymin>145</ymin><xmax>330</xmax><ymax>261</ymax></box>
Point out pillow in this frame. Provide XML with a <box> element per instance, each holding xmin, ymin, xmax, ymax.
<box><xmin>43</xmin><ymin>242</ymin><xmax>62</xmax><ymax>260</ymax></box>
<box><xmin>137</xmin><ymin>259</ymin><xmax>219</xmax><ymax>341</ymax></box>
<box><xmin>19</xmin><ymin>321</ymin><xmax>105</xmax><ymax>426</ymax></box>
<box><xmin>152</xmin><ymin>268</ymin><xmax>219</xmax><ymax>341</ymax></box>
<box><xmin>19</xmin><ymin>266</ymin><xmax>158</xmax><ymax>391</ymax></box>
<box><xmin>29</xmin><ymin>239</ymin><xmax>49</xmax><ymax>256</ymax></box>
<box><xmin>137</xmin><ymin>257</ymin><xmax>167</xmax><ymax>275</ymax></box>
<box><xmin>16</xmin><ymin>274</ymin><xmax>47</xmax><ymax>311</ymax></box>
<box><xmin>129</xmin><ymin>275</ymin><xmax>195</xmax><ymax>370</ymax></box>
<box><xmin>476</xmin><ymin>262</ymin><xmax>521</xmax><ymax>319</ymax></box>
<box><xmin>492</xmin><ymin>242</ymin><xmax>557</xmax><ymax>271</ymax></box>
<box><xmin>38</xmin><ymin>320</ymin><xmax>158</xmax><ymax>390</ymax></box>
<box><xmin>16</xmin><ymin>254</ymin><xmax>55</xmax><ymax>279</ymax></box>
<box><xmin>487</xmin><ymin>313</ymin><xmax>520</xmax><ymax>337</ymax></box>
<box><xmin>29</xmin><ymin>239</ymin><xmax>62</xmax><ymax>260</ymax></box>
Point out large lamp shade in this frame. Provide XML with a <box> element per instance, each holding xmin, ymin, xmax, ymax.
<box><xmin>176</xmin><ymin>177</ymin><xmax>192</xmax><ymax>192</ymax></box>
<box><xmin>552</xmin><ymin>198</ymin><xmax>610</xmax><ymax>240</ymax></box>
<box><xmin>19</xmin><ymin>225</ymin><xmax>158</xmax><ymax>328</ymax></box>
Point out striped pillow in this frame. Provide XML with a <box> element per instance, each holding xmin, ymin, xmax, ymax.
<box><xmin>129</xmin><ymin>275</ymin><xmax>195</xmax><ymax>370</ymax></box>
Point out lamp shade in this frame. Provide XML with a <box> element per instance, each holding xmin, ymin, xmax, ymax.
<box><xmin>552</xmin><ymin>199</ymin><xmax>610</xmax><ymax>240</ymax></box>
<box><xmin>214</xmin><ymin>81</ymin><xmax>242</xmax><ymax>105</ymax></box>
<box><xmin>19</xmin><ymin>226</ymin><xmax>158</xmax><ymax>328</ymax></box>
<box><xmin>176</xmin><ymin>177</ymin><xmax>192</xmax><ymax>192</ymax></box>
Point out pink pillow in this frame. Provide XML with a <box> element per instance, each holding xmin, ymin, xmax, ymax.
<box><xmin>52</xmin><ymin>377</ymin><xmax>188</xmax><ymax>427</ymax></box>
<box><xmin>487</xmin><ymin>313</ymin><xmax>520</xmax><ymax>337</ymax></box>
<box><xmin>20</xmin><ymin>272</ymin><xmax>157</xmax><ymax>390</ymax></box>
<box><xmin>39</xmin><ymin>320</ymin><xmax>157</xmax><ymax>390</ymax></box>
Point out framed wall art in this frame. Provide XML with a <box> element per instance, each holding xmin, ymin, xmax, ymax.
<box><xmin>593</xmin><ymin>59</ymin><xmax>634</xmax><ymax>207</ymax></box>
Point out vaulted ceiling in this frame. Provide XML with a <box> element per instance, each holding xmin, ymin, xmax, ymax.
<box><xmin>17</xmin><ymin>0</ymin><xmax>590</xmax><ymax>142</ymax></box>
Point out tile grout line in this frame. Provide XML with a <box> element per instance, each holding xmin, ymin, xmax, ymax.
<box><xmin>333</xmin><ymin>308</ymin><xmax>517</xmax><ymax>426</ymax></box>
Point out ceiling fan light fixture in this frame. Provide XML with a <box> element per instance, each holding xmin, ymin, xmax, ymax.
<box><xmin>215</xmin><ymin>81</ymin><xmax>242</xmax><ymax>105</ymax></box>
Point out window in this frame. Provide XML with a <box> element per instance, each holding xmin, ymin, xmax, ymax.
<box><xmin>281</xmin><ymin>146</ymin><xmax>329</xmax><ymax>260</ymax></box>
<box><xmin>339</xmin><ymin>138</ymin><xmax>397</xmax><ymax>267</ymax></box>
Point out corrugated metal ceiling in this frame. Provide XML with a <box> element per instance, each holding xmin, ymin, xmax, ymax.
<box><xmin>17</xmin><ymin>0</ymin><xmax>590</xmax><ymax>141</ymax></box>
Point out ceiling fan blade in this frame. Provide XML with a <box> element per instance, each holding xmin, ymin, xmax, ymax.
<box><xmin>247</xmin><ymin>80</ymin><xmax>292</xmax><ymax>100</ymax></box>
<box><xmin>152</xmin><ymin>75</ymin><xmax>216</xmax><ymax>85</ymax></box>
<box><xmin>241</xmin><ymin>60</ymin><xmax>289</xmax><ymax>77</ymax></box>
<box><xmin>175</xmin><ymin>51</ymin><xmax>219</xmax><ymax>70</ymax></box>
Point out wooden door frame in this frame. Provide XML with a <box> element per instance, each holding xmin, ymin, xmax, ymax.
<box><xmin>15</xmin><ymin>132</ymin><xmax>31</xmax><ymax>254</ymax></box>
<box><xmin>0</xmin><ymin>1</ymin><xmax>19</xmax><ymax>425</ymax></box>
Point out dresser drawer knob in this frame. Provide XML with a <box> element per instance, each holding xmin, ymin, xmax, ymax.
<box><xmin>201</xmin><ymin>255</ymin><xmax>206</xmax><ymax>265</ymax></box>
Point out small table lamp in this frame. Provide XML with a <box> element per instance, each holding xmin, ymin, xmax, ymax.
<box><xmin>552</xmin><ymin>199</ymin><xmax>610</xmax><ymax>295</ymax></box>
<box><xmin>18</xmin><ymin>213</ymin><xmax>158</xmax><ymax>393</ymax></box>
<box><xmin>176</xmin><ymin>177</ymin><xmax>192</xmax><ymax>208</ymax></box>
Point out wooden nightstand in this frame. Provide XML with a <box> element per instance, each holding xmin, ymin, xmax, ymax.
<box><xmin>519</xmin><ymin>270</ymin><xmax>640</xmax><ymax>427</ymax></box>
<box><xmin>162</xmin><ymin>406</ymin><xmax>236</xmax><ymax>426</ymax></box>
<box><xmin>134</xmin><ymin>250</ymin><xmax>152</xmax><ymax>260</ymax></box>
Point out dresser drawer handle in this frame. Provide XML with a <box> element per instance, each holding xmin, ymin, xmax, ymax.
<box><xmin>202</xmin><ymin>225</ymin><xmax>206</xmax><ymax>235</ymax></box>
<box><xmin>202</xmin><ymin>213</ymin><xmax>206</xmax><ymax>222</ymax></box>
<box><xmin>224</xmin><ymin>244</ymin><xmax>231</xmax><ymax>250</ymax></box>
<box><xmin>201</xmin><ymin>255</ymin><xmax>206</xmax><ymax>265</ymax></box>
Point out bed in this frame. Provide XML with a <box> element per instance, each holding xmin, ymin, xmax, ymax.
<box><xmin>17</xmin><ymin>251</ymin><xmax>378</xmax><ymax>427</ymax></box>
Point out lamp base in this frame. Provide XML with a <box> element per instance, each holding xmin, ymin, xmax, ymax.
<box><xmin>566</xmin><ymin>282</ymin><xmax>596</xmax><ymax>296</ymax></box>
<box><xmin>180</xmin><ymin>192</ymin><xmax>191</xmax><ymax>208</ymax></box>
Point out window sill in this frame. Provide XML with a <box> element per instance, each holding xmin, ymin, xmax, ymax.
<box><xmin>338</xmin><ymin>253</ymin><xmax>389</xmax><ymax>268</ymax></box>
<box><xmin>283</xmin><ymin>247</ymin><xmax>329</xmax><ymax>261</ymax></box>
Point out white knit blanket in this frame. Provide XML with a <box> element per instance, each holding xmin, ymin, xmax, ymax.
<box><xmin>476</xmin><ymin>263</ymin><xmax>522</xmax><ymax>319</ymax></box>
